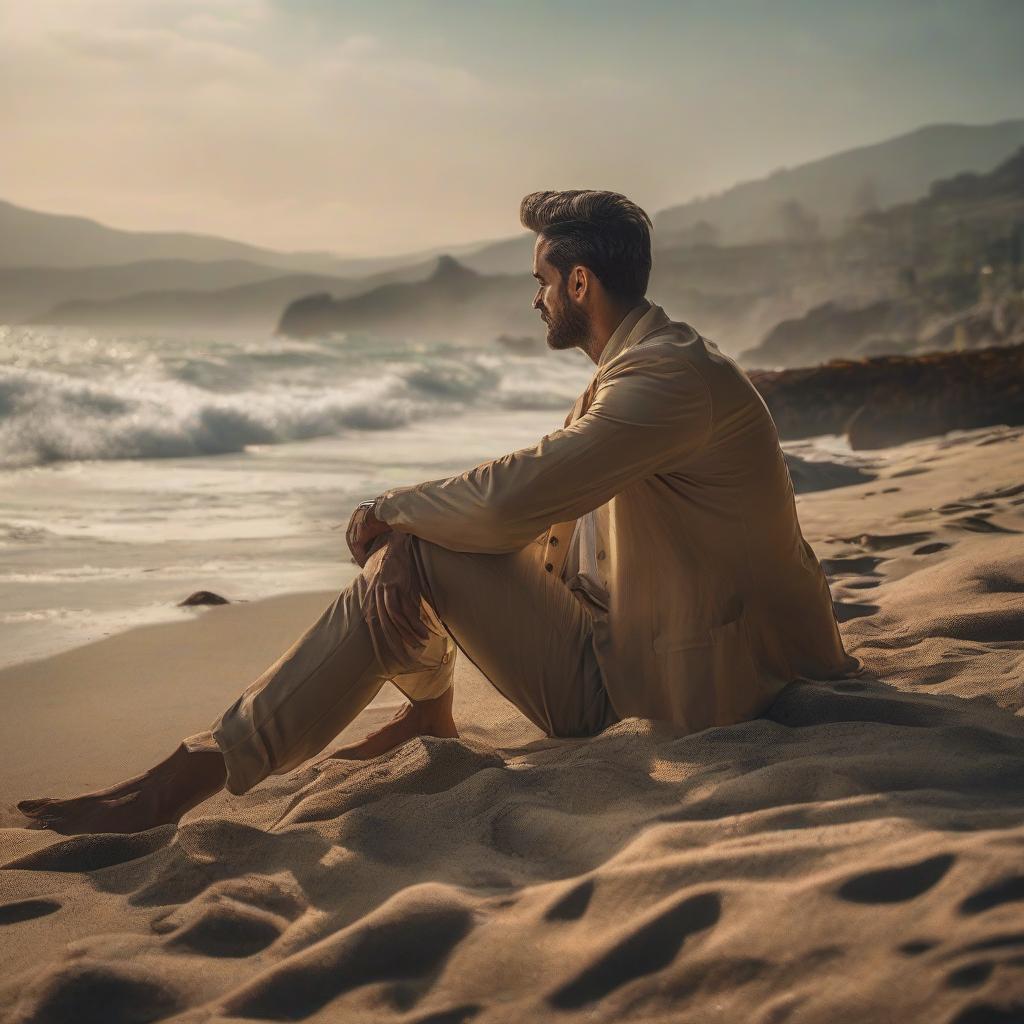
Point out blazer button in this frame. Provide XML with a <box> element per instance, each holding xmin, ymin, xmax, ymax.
<box><xmin>545</xmin><ymin>563</ymin><xmax>554</xmax><ymax>572</ymax></box>
<box><xmin>549</xmin><ymin>536</ymin><xmax>559</xmax><ymax>547</ymax></box>
<box><xmin>597</xmin><ymin>550</ymin><xmax>606</xmax><ymax>560</ymax></box>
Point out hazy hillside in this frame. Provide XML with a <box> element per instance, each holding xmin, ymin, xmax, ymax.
<box><xmin>27</xmin><ymin>259</ymin><xmax>436</xmax><ymax>333</ymax></box>
<box><xmin>0</xmin><ymin>199</ymin><xmax>477</xmax><ymax>278</ymax></box>
<box><xmin>278</xmin><ymin>145</ymin><xmax>1024</xmax><ymax>358</ymax></box>
<box><xmin>655</xmin><ymin>120</ymin><xmax>1024</xmax><ymax>247</ymax></box>
<box><xmin>11</xmin><ymin>119</ymin><xmax>1024</xmax><ymax>348</ymax></box>
<box><xmin>0</xmin><ymin>260</ymin><xmax>286</xmax><ymax>324</ymax></box>
<box><xmin>739</xmin><ymin>145</ymin><xmax>1024</xmax><ymax>367</ymax></box>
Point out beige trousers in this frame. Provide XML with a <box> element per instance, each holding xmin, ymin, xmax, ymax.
<box><xmin>191</xmin><ymin>535</ymin><xmax>616</xmax><ymax>795</ymax></box>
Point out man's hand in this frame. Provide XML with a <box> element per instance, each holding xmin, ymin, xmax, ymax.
<box><xmin>361</xmin><ymin>530</ymin><xmax>431</xmax><ymax>652</ymax></box>
<box><xmin>346</xmin><ymin>498</ymin><xmax>392</xmax><ymax>568</ymax></box>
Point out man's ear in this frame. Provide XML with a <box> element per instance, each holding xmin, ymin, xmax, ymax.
<box><xmin>570</xmin><ymin>265</ymin><xmax>588</xmax><ymax>300</ymax></box>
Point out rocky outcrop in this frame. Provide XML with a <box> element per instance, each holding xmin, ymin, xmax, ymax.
<box><xmin>742</xmin><ymin>292</ymin><xmax>1024</xmax><ymax>368</ymax></box>
<box><xmin>277</xmin><ymin>255</ymin><xmax>538</xmax><ymax>342</ymax></box>
<box><xmin>751</xmin><ymin>343</ymin><xmax>1024</xmax><ymax>449</ymax></box>
<box><xmin>740</xmin><ymin>144</ymin><xmax>1024</xmax><ymax>367</ymax></box>
<box><xmin>741</xmin><ymin>298</ymin><xmax>923</xmax><ymax>366</ymax></box>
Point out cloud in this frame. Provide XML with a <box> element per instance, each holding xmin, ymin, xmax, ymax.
<box><xmin>3</xmin><ymin>0</ymin><xmax>1021</xmax><ymax>255</ymax></box>
<box><xmin>0</xmin><ymin>0</ymin><xmax>532</xmax><ymax>251</ymax></box>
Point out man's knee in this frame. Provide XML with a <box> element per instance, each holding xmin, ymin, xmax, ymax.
<box><xmin>406</xmin><ymin>534</ymin><xmax>454</xmax><ymax>620</ymax></box>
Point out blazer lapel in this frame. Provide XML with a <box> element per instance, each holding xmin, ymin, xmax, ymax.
<box><xmin>541</xmin><ymin>302</ymin><xmax>670</xmax><ymax>577</ymax></box>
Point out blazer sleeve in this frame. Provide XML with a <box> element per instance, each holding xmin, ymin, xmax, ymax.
<box><xmin>373</xmin><ymin>342</ymin><xmax>713</xmax><ymax>554</ymax></box>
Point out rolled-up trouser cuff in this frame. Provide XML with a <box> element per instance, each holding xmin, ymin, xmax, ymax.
<box><xmin>182</xmin><ymin>727</ymin><xmax>260</xmax><ymax>798</ymax></box>
<box><xmin>208</xmin><ymin>695</ymin><xmax>277</xmax><ymax>796</ymax></box>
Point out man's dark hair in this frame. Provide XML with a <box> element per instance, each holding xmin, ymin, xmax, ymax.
<box><xmin>519</xmin><ymin>190</ymin><xmax>653</xmax><ymax>304</ymax></box>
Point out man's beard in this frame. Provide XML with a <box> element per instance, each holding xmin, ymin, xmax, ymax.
<box><xmin>543</xmin><ymin>292</ymin><xmax>592</xmax><ymax>351</ymax></box>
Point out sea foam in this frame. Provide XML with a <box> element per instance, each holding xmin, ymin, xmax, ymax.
<box><xmin>0</xmin><ymin>327</ymin><xmax>586</xmax><ymax>468</ymax></box>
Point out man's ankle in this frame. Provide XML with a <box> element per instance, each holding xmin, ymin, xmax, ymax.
<box><xmin>410</xmin><ymin>688</ymin><xmax>453</xmax><ymax>721</ymax></box>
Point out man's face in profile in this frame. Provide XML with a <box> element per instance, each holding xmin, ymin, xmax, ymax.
<box><xmin>532</xmin><ymin>237</ymin><xmax>591</xmax><ymax>352</ymax></box>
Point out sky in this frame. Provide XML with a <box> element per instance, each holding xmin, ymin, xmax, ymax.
<box><xmin>2</xmin><ymin>0</ymin><xmax>1022</xmax><ymax>257</ymax></box>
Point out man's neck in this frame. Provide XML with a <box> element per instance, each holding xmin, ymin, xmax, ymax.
<box><xmin>583</xmin><ymin>302</ymin><xmax>638</xmax><ymax>365</ymax></box>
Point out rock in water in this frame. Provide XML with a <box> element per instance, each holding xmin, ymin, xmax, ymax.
<box><xmin>178</xmin><ymin>591</ymin><xmax>230</xmax><ymax>607</ymax></box>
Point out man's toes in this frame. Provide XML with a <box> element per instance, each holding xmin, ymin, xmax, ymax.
<box><xmin>17</xmin><ymin>798</ymin><xmax>54</xmax><ymax>815</ymax></box>
<box><xmin>17</xmin><ymin>798</ymin><xmax>47</xmax><ymax>810</ymax></box>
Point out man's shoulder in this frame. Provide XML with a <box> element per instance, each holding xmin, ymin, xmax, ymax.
<box><xmin>636</xmin><ymin>320</ymin><xmax>751</xmax><ymax>381</ymax></box>
<box><xmin>606</xmin><ymin>319</ymin><xmax>706</xmax><ymax>372</ymax></box>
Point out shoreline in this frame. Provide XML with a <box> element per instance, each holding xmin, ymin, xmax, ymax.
<box><xmin>0</xmin><ymin>590</ymin><xmax>406</xmax><ymax>814</ymax></box>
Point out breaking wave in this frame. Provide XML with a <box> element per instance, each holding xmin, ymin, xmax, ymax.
<box><xmin>0</xmin><ymin>327</ymin><xmax>588</xmax><ymax>469</ymax></box>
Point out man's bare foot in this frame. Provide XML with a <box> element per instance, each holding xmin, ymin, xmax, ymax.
<box><xmin>16</xmin><ymin>742</ymin><xmax>227</xmax><ymax>836</ymax></box>
<box><xmin>328</xmin><ymin>686</ymin><xmax>459</xmax><ymax>761</ymax></box>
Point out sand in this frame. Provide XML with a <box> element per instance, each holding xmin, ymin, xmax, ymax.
<box><xmin>1</xmin><ymin>425</ymin><xmax>1023</xmax><ymax>1023</ymax></box>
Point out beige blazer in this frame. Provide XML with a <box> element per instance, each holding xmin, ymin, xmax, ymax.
<box><xmin>374</xmin><ymin>301</ymin><xmax>861</xmax><ymax>732</ymax></box>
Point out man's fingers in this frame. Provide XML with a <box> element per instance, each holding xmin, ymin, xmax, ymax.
<box><xmin>346</xmin><ymin>503</ymin><xmax>379</xmax><ymax>567</ymax></box>
<box><xmin>345</xmin><ymin>513</ymin><xmax>362</xmax><ymax>564</ymax></box>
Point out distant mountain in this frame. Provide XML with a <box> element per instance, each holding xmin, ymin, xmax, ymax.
<box><xmin>459</xmin><ymin>234</ymin><xmax>534</xmax><ymax>276</ymax></box>
<box><xmin>655</xmin><ymin>120</ymin><xmax>1024</xmax><ymax>247</ymax></box>
<box><xmin>0</xmin><ymin>198</ymin><xmax>486</xmax><ymax>277</ymax></box>
<box><xmin>739</xmin><ymin>145</ymin><xmax>1024</xmax><ymax>367</ymax></box>
<box><xmin>0</xmin><ymin>259</ymin><xmax>287</xmax><ymax>323</ymax></box>
<box><xmin>11</xmin><ymin>118</ymin><xmax>1024</xmax><ymax>347</ymax></box>
<box><xmin>27</xmin><ymin>259</ymin><xmax>435</xmax><ymax>333</ymax></box>
<box><xmin>279</xmin><ymin>254</ymin><xmax>539</xmax><ymax>342</ymax></box>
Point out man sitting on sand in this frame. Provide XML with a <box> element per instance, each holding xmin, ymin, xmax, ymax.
<box><xmin>18</xmin><ymin>190</ymin><xmax>860</xmax><ymax>835</ymax></box>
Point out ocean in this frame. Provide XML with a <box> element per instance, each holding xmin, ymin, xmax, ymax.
<box><xmin>0</xmin><ymin>325</ymin><xmax>595</xmax><ymax>666</ymax></box>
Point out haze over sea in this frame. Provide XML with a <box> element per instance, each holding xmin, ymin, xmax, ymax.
<box><xmin>0</xmin><ymin>325</ymin><xmax>597</xmax><ymax>665</ymax></box>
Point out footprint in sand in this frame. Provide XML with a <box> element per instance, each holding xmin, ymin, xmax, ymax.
<box><xmin>821</xmin><ymin>554</ymin><xmax>885</xmax><ymax>576</ymax></box>
<box><xmin>837</xmin><ymin>853</ymin><xmax>955</xmax><ymax>904</ymax></box>
<box><xmin>832</xmin><ymin>600</ymin><xmax>879</xmax><ymax>622</ymax></box>
<box><xmin>152</xmin><ymin>873</ymin><xmax>309</xmax><ymax>958</ymax></box>
<box><xmin>544</xmin><ymin>878</ymin><xmax>595</xmax><ymax>922</ymax></box>
<box><xmin>899</xmin><ymin>939</ymin><xmax>939</xmax><ymax>956</ymax></box>
<box><xmin>221</xmin><ymin>886</ymin><xmax>474</xmax><ymax>1020</ymax></box>
<box><xmin>951</xmin><ymin>513</ymin><xmax>1020</xmax><ymax>534</ymax></box>
<box><xmin>913</xmin><ymin>542</ymin><xmax>951</xmax><ymax>555</ymax></box>
<box><xmin>13</xmin><ymin>961</ymin><xmax>183</xmax><ymax>1024</ymax></box>
<box><xmin>940</xmin><ymin>501</ymin><xmax>997</xmax><ymax>514</ymax></box>
<box><xmin>945</xmin><ymin>961</ymin><xmax>995</xmax><ymax>989</ymax></box>
<box><xmin>547</xmin><ymin>890</ymin><xmax>721</xmax><ymax>1008</ymax></box>
<box><xmin>0</xmin><ymin>898</ymin><xmax>60</xmax><ymax>925</ymax></box>
<box><xmin>834</xmin><ymin>531</ymin><xmax>932</xmax><ymax>552</ymax></box>
<box><xmin>160</xmin><ymin>901</ymin><xmax>286</xmax><ymax>958</ymax></box>
<box><xmin>959</xmin><ymin>875</ymin><xmax>1024</xmax><ymax>916</ymax></box>
<box><xmin>948</xmin><ymin>999</ymin><xmax>1024</xmax><ymax>1024</ymax></box>
<box><xmin>972</xmin><ymin>483</ymin><xmax>1024</xmax><ymax>501</ymax></box>
<box><xmin>3</xmin><ymin>829</ymin><xmax>173</xmax><ymax>873</ymax></box>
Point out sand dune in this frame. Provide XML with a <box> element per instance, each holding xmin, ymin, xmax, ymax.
<box><xmin>1</xmin><ymin>427</ymin><xmax>1023</xmax><ymax>1023</ymax></box>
